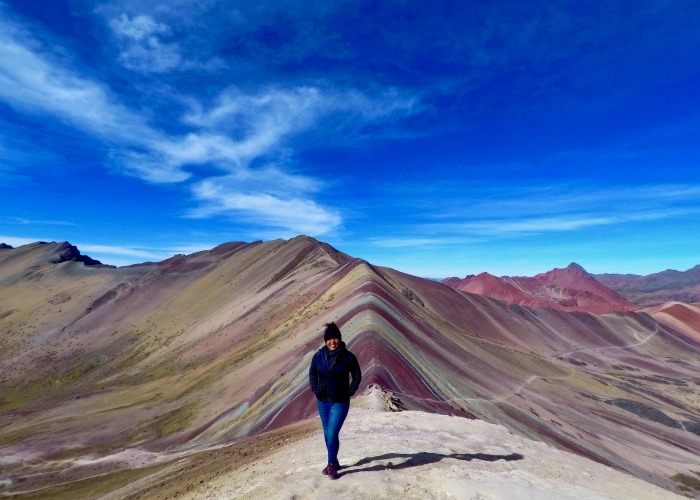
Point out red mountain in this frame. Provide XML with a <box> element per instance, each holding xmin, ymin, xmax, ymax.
<box><xmin>444</xmin><ymin>263</ymin><xmax>638</xmax><ymax>314</ymax></box>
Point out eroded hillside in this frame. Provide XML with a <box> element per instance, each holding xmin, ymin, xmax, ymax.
<box><xmin>1</xmin><ymin>238</ymin><xmax>699</xmax><ymax>497</ymax></box>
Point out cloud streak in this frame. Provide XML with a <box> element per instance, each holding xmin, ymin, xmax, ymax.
<box><xmin>369</xmin><ymin>183</ymin><xmax>700</xmax><ymax>248</ymax></box>
<box><xmin>0</xmin><ymin>8</ymin><xmax>417</xmax><ymax>237</ymax></box>
<box><xmin>109</xmin><ymin>13</ymin><xmax>182</xmax><ymax>73</ymax></box>
<box><xmin>6</xmin><ymin>217</ymin><xmax>76</xmax><ymax>226</ymax></box>
<box><xmin>188</xmin><ymin>171</ymin><xmax>341</xmax><ymax>236</ymax></box>
<box><xmin>0</xmin><ymin>15</ymin><xmax>161</xmax><ymax>146</ymax></box>
<box><xmin>430</xmin><ymin>209</ymin><xmax>696</xmax><ymax>237</ymax></box>
<box><xmin>180</xmin><ymin>86</ymin><xmax>417</xmax><ymax>162</ymax></box>
<box><xmin>0</xmin><ymin>235</ymin><xmax>43</xmax><ymax>247</ymax></box>
<box><xmin>76</xmin><ymin>243</ymin><xmax>168</xmax><ymax>260</ymax></box>
<box><xmin>107</xmin><ymin>12</ymin><xmax>224</xmax><ymax>73</ymax></box>
<box><xmin>0</xmin><ymin>235</ymin><xmax>208</xmax><ymax>266</ymax></box>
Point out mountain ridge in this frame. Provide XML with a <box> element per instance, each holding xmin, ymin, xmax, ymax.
<box><xmin>1</xmin><ymin>237</ymin><xmax>699</xmax><ymax>497</ymax></box>
<box><xmin>443</xmin><ymin>262</ymin><xmax>638</xmax><ymax>314</ymax></box>
<box><xmin>595</xmin><ymin>265</ymin><xmax>700</xmax><ymax>306</ymax></box>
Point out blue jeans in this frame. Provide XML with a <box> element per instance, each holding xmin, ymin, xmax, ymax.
<box><xmin>317</xmin><ymin>400</ymin><xmax>350</xmax><ymax>467</ymax></box>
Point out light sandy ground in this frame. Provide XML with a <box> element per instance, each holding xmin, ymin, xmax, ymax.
<box><xmin>185</xmin><ymin>389</ymin><xmax>683</xmax><ymax>500</ymax></box>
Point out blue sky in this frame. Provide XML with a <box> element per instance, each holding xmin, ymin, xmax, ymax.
<box><xmin>1</xmin><ymin>1</ymin><xmax>700</xmax><ymax>277</ymax></box>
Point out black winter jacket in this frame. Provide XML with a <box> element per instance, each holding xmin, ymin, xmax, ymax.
<box><xmin>308</xmin><ymin>342</ymin><xmax>362</xmax><ymax>403</ymax></box>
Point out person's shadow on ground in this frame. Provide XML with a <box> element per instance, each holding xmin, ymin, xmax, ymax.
<box><xmin>340</xmin><ymin>451</ymin><xmax>524</xmax><ymax>476</ymax></box>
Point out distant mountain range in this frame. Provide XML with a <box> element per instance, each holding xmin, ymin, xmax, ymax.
<box><xmin>595</xmin><ymin>265</ymin><xmax>700</xmax><ymax>306</ymax></box>
<box><xmin>442</xmin><ymin>263</ymin><xmax>638</xmax><ymax>314</ymax></box>
<box><xmin>1</xmin><ymin>238</ymin><xmax>699</xmax><ymax>497</ymax></box>
<box><xmin>443</xmin><ymin>262</ymin><xmax>700</xmax><ymax>311</ymax></box>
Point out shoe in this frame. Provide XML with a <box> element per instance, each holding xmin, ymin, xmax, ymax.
<box><xmin>326</xmin><ymin>463</ymin><xmax>339</xmax><ymax>480</ymax></box>
<box><xmin>322</xmin><ymin>463</ymin><xmax>341</xmax><ymax>475</ymax></box>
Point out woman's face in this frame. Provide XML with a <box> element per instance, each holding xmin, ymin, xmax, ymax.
<box><xmin>325</xmin><ymin>337</ymin><xmax>339</xmax><ymax>351</ymax></box>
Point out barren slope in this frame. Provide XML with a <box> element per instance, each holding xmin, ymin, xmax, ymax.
<box><xmin>1</xmin><ymin>238</ymin><xmax>699</xmax><ymax>498</ymax></box>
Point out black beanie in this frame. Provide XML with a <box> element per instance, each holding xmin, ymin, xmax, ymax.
<box><xmin>324</xmin><ymin>322</ymin><xmax>342</xmax><ymax>341</ymax></box>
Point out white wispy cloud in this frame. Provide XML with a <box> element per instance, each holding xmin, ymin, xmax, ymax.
<box><xmin>146</xmin><ymin>86</ymin><xmax>414</xmax><ymax>180</ymax></box>
<box><xmin>183</xmin><ymin>86</ymin><xmax>324</xmax><ymax>130</ymax></box>
<box><xmin>0</xmin><ymin>235</ymin><xmax>166</xmax><ymax>259</ymax></box>
<box><xmin>99</xmin><ymin>0</ymin><xmax>228</xmax><ymax>74</ymax></box>
<box><xmin>108</xmin><ymin>150</ymin><xmax>190</xmax><ymax>183</ymax></box>
<box><xmin>181</xmin><ymin>85</ymin><xmax>418</xmax><ymax>163</ymax></box>
<box><xmin>0</xmin><ymin>235</ymin><xmax>44</xmax><ymax>247</ymax></box>
<box><xmin>188</xmin><ymin>173</ymin><xmax>341</xmax><ymax>236</ymax></box>
<box><xmin>369</xmin><ymin>183</ymin><xmax>700</xmax><ymax>247</ymax></box>
<box><xmin>108</xmin><ymin>13</ymin><xmax>183</xmax><ymax>73</ymax></box>
<box><xmin>6</xmin><ymin>217</ymin><xmax>76</xmax><ymax>226</ymax></box>
<box><xmin>457</xmin><ymin>215</ymin><xmax>615</xmax><ymax>235</ymax></box>
<box><xmin>0</xmin><ymin>234</ymin><xmax>212</xmax><ymax>265</ymax></box>
<box><xmin>0</xmin><ymin>21</ymin><xmax>156</xmax><ymax>144</ymax></box>
<box><xmin>435</xmin><ymin>208</ymin><xmax>700</xmax><ymax>239</ymax></box>
<box><xmin>168</xmin><ymin>243</ymin><xmax>219</xmax><ymax>254</ymax></box>
<box><xmin>400</xmin><ymin>183</ymin><xmax>700</xmax><ymax>222</ymax></box>
<box><xmin>0</xmin><ymin>7</ymin><xmax>417</xmax><ymax>237</ymax></box>
<box><xmin>0</xmin><ymin>12</ymin><xmax>191</xmax><ymax>185</ymax></box>
<box><xmin>76</xmin><ymin>243</ymin><xmax>168</xmax><ymax>260</ymax></box>
<box><xmin>70</xmin><ymin>241</ymin><xmax>234</xmax><ymax>265</ymax></box>
<box><xmin>368</xmin><ymin>236</ymin><xmax>482</xmax><ymax>248</ymax></box>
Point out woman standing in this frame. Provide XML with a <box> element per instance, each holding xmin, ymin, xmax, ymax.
<box><xmin>308</xmin><ymin>322</ymin><xmax>362</xmax><ymax>480</ymax></box>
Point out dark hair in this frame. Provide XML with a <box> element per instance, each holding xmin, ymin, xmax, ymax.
<box><xmin>324</xmin><ymin>322</ymin><xmax>342</xmax><ymax>341</ymax></box>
